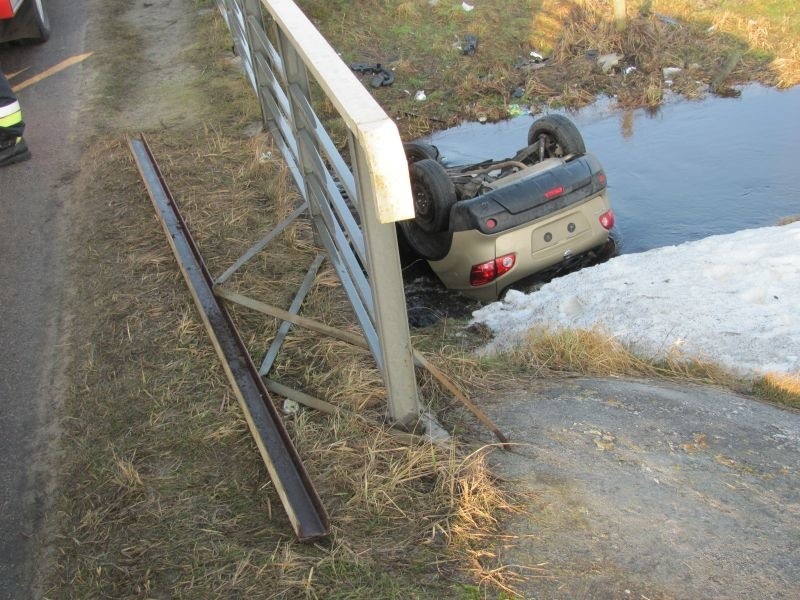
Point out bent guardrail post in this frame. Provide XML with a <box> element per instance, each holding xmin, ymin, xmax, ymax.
<box><xmin>349</xmin><ymin>134</ymin><xmax>421</xmax><ymax>424</ymax></box>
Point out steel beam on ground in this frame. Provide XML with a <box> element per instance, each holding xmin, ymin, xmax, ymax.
<box><xmin>129</xmin><ymin>135</ymin><xmax>329</xmax><ymax>541</ymax></box>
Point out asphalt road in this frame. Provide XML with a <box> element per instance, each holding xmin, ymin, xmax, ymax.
<box><xmin>0</xmin><ymin>1</ymin><xmax>90</xmax><ymax>597</ymax></box>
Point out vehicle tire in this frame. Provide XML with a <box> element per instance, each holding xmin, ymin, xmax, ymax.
<box><xmin>403</xmin><ymin>142</ymin><xmax>439</xmax><ymax>166</ymax></box>
<box><xmin>398</xmin><ymin>220</ymin><xmax>453</xmax><ymax>261</ymax></box>
<box><xmin>527</xmin><ymin>114</ymin><xmax>585</xmax><ymax>158</ymax></box>
<box><xmin>17</xmin><ymin>0</ymin><xmax>50</xmax><ymax>43</ymax></box>
<box><xmin>408</xmin><ymin>158</ymin><xmax>456</xmax><ymax>234</ymax></box>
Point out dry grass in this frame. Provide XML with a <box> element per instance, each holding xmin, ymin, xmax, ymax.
<box><xmin>49</xmin><ymin>0</ymin><xmax>800</xmax><ymax>596</ymax></box>
<box><xmin>51</xmin><ymin>121</ymin><xmax>528</xmax><ymax>597</ymax></box>
<box><xmin>46</xmin><ymin>1</ymin><xmax>532</xmax><ymax>597</ymax></box>
<box><xmin>491</xmin><ymin>325</ymin><xmax>800</xmax><ymax>410</ymax></box>
<box><xmin>505</xmin><ymin>325</ymin><xmax>736</xmax><ymax>386</ymax></box>
<box><xmin>753</xmin><ymin>372</ymin><xmax>800</xmax><ymax>409</ymax></box>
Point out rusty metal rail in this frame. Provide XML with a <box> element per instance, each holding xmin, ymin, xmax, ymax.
<box><xmin>128</xmin><ymin>134</ymin><xmax>329</xmax><ymax>541</ymax></box>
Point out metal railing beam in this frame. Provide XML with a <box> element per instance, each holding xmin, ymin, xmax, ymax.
<box><xmin>129</xmin><ymin>135</ymin><xmax>330</xmax><ymax>540</ymax></box>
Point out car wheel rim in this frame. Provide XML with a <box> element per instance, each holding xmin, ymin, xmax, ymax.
<box><xmin>413</xmin><ymin>186</ymin><xmax>434</xmax><ymax>226</ymax></box>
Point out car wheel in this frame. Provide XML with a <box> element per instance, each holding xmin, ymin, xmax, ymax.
<box><xmin>527</xmin><ymin>114</ymin><xmax>585</xmax><ymax>158</ymax></box>
<box><xmin>398</xmin><ymin>221</ymin><xmax>453</xmax><ymax>261</ymax></box>
<box><xmin>403</xmin><ymin>142</ymin><xmax>439</xmax><ymax>166</ymax></box>
<box><xmin>408</xmin><ymin>158</ymin><xmax>456</xmax><ymax>234</ymax></box>
<box><xmin>17</xmin><ymin>0</ymin><xmax>50</xmax><ymax>43</ymax></box>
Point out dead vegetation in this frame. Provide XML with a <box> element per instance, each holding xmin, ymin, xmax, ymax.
<box><xmin>299</xmin><ymin>0</ymin><xmax>798</xmax><ymax>134</ymax></box>
<box><xmin>476</xmin><ymin>324</ymin><xmax>800</xmax><ymax>410</ymax></box>
<box><xmin>503</xmin><ymin>326</ymin><xmax>733</xmax><ymax>384</ymax></box>
<box><xmin>51</xmin><ymin>115</ymin><xmax>532</xmax><ymax>597</ymax></box>
<box><xmin>753</xmin><ymin>372</ymin><xmax>800</xmax><ymax>410</ymax></box>
<box><xmin>48</xmin><ymin>4</ymin><xmax>529</xmax><ymax>590</ymax></box>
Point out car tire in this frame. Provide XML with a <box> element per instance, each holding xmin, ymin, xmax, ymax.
<box><xmin>403</xmin><ymin>142</ymin><xmax>439</xmax><ymax>166</ymax></box>
<box><xmin>18</xmin><ymin>0</ymin><xmax>50</xmax><ymax>43</ymax></box>
<box><xmin>527</xmin><ymin>114</ymin><xmax>585</xmax><ymax>158</ymax></box>
<box><xmin>408</xmin><ymin>158</ymin><xmax>456</xmax><ymax>234</ymax></box>
<box><xmin>399</xmin><ymin>158</ymin><xmax>457</xmax><ymax>260</ymax></box>
<box><xmin>398</xmin><ymin>221</ymin><xmax>453</xmax><ymax>261</ymax></box>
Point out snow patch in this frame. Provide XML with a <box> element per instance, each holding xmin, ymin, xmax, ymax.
<box><xmin>471</xmin><ymin>223</ymin><xmax>800</xmax><ymax>377</ymax></box>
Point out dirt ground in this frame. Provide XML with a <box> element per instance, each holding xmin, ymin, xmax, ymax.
<box><xmin>481</xmin><ymin>377</ymin><xmax>800</xmax><ymax>599</ymax></box>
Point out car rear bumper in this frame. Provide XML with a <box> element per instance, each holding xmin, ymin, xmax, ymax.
<box><xmin>429</xmin><ymin>191</ymin><xmax>612</xmax><ymax>301</ymax></box>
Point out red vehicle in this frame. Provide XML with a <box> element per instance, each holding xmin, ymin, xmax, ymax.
<box><xmin>0</xmin><ymin>0</ymin><xmax>49</xmax><ymax>43</ymax></box>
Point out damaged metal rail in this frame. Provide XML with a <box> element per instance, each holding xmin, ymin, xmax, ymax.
<box><xmin>214</xmin><ymin>0</ymin><xmax>421</xmax><ymax>427</ymax></box>
<box><xmin>128</xmin><ymin>134</ymin><xmax>330</xmax><ymax>541</ymax></box>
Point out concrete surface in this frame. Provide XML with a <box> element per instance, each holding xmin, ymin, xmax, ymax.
<box><xmin>0</xmin><ymin>1</ymin><xmax>89</xmax><ymax>597</ymax></box>
<box><xmin>482</xmin><ymin>377</ymin><xmax>800</xmax><ymax>599</ymax></box>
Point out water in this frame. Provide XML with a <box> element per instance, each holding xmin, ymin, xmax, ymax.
<box><xmin>425</xmin><ymin>85</ymin><xmax>800</xmax><ymax>254</ymax></box>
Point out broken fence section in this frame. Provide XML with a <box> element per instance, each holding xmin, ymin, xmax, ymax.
<box><xmin>129</xmin><ymin>135</ymin><xmax>330</xmax><ymax>541</ymax></box>
<box><xmin>213</xmin><ymin>0</ymin><xmax>422</xmax><ymax>425</ymax></box>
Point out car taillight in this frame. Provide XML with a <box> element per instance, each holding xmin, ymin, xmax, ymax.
<box><xmin>544</xmin><ymin>186</ymin><xmax>564</xmax><ymax>200</ymax></box>
<box><xmin>470</xmin><ymin>253</ymin><xmax>516</xmax><ymax>286</ymax></box>
<box><xmin>599</xmin><ymin>209</ymin><xmax>615</xmax><ymax>230</ymax></box>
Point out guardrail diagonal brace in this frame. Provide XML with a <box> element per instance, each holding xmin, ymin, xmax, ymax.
<box><xmin>215</xmin><ymin>201</ymin><xmax>308</xmax><ymax>286</ymax></box>
<box><xmin>259</xmin><ymin>253</ymin><xmax>326</xmax><ymax>376</ymax></box>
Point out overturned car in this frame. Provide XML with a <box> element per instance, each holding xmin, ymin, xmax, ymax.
<box><xmin>399</xmin><ymin>114</ymin><xmax>615</xmax><ymax>301</ymax></box>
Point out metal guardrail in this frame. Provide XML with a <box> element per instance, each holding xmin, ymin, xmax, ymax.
<box><xmin>129</xmin><ymin>135</ymin><xmax>330</xmax><ymax>540</ymax></box>
<box><xmin>213</xmin><ymin>0</ymin><xmax>422</xmax><ymax>425</ymax></box>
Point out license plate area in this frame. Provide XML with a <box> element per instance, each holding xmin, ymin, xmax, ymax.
<box><xmin>531</xmin><ymin>211</ymin><xmax>590</xmax><ymax>254</ymax></box>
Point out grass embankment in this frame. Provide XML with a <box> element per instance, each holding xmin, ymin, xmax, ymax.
<box><xmin>299</xmin><ymin>0</ymin><xmax>799</xmax><ymax>137</ymax></box>
<box><xmin>49</xmin><ymin>4</ymin><xmax>523</xmax><ymax>599</ymax></box>
<box><xmin>471</xmin><ymin>325</ymin><xmax>800</xmax><ymax>410</ymax></box>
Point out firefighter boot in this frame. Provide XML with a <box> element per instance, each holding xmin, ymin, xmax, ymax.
<box><xmin>0</xmin><ymin>136</ymin><xmax>31</xmax><ymax>167</ymax></box>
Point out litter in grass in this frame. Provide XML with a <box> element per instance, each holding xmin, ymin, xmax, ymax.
<box><xmin>349</xmin><ymin>62</ymin><xmax>394</xmax><ymax>87</ymax></box>
<box><xmin>597</xmin><ymin>53</ymin><xmax>622</xmax><ymax>73</ymax></box>
<box><xmin>462</xmin><ymin>34</ymin><xmax>478</xmax><ymax>56</ymax></box>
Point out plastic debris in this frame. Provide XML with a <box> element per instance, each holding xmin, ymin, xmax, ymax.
<box><xmin>515</xmin><ymin>55</ymin><xmax>550</xmax><ymax>71</ymax></box>
<box><xmin>462</xmin><ymin>2</ymin><xmax>474</xmax><ymax>11</ymax></box>
<box><xmin>662</xmin><ymin>67</ymin><xmax>682</xmax><ymax>79</ymax></box>
<box><xmin>462</xmin><ymin>34</ymin><xmax>478</xmax><ymax>56</ymax></box>
<box><xmin>656</xmin><ymin>14</ymin><xmax>680</xmax><ymax>28</ymax></box>
<box><xmin>597</xmin><ymin>53</ymin><xmax>622</xmax><ymax>74</ymax></box>
<box><xmin>623</xmin><ymin>66</ymin><xmax>637</xmax><ymax>76</ymax></box>
<box><xmin>283</xmin><ymin>399</ymin><xmax>300</xmax><ymax>414</ymax></box>
<box><xmin>414</xmin><ymin>90</ymin><xmax>427</xmax><ymax>101</ymax></box>
<box><xmin>507</xmin><ymin>104</ymin><xmax>529</xmax><ymax>117</ymax></box>
<box><xmin>349</xmin><ymin>62</ymin><xmax>394</xmax><ymax>87</ymax></box>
